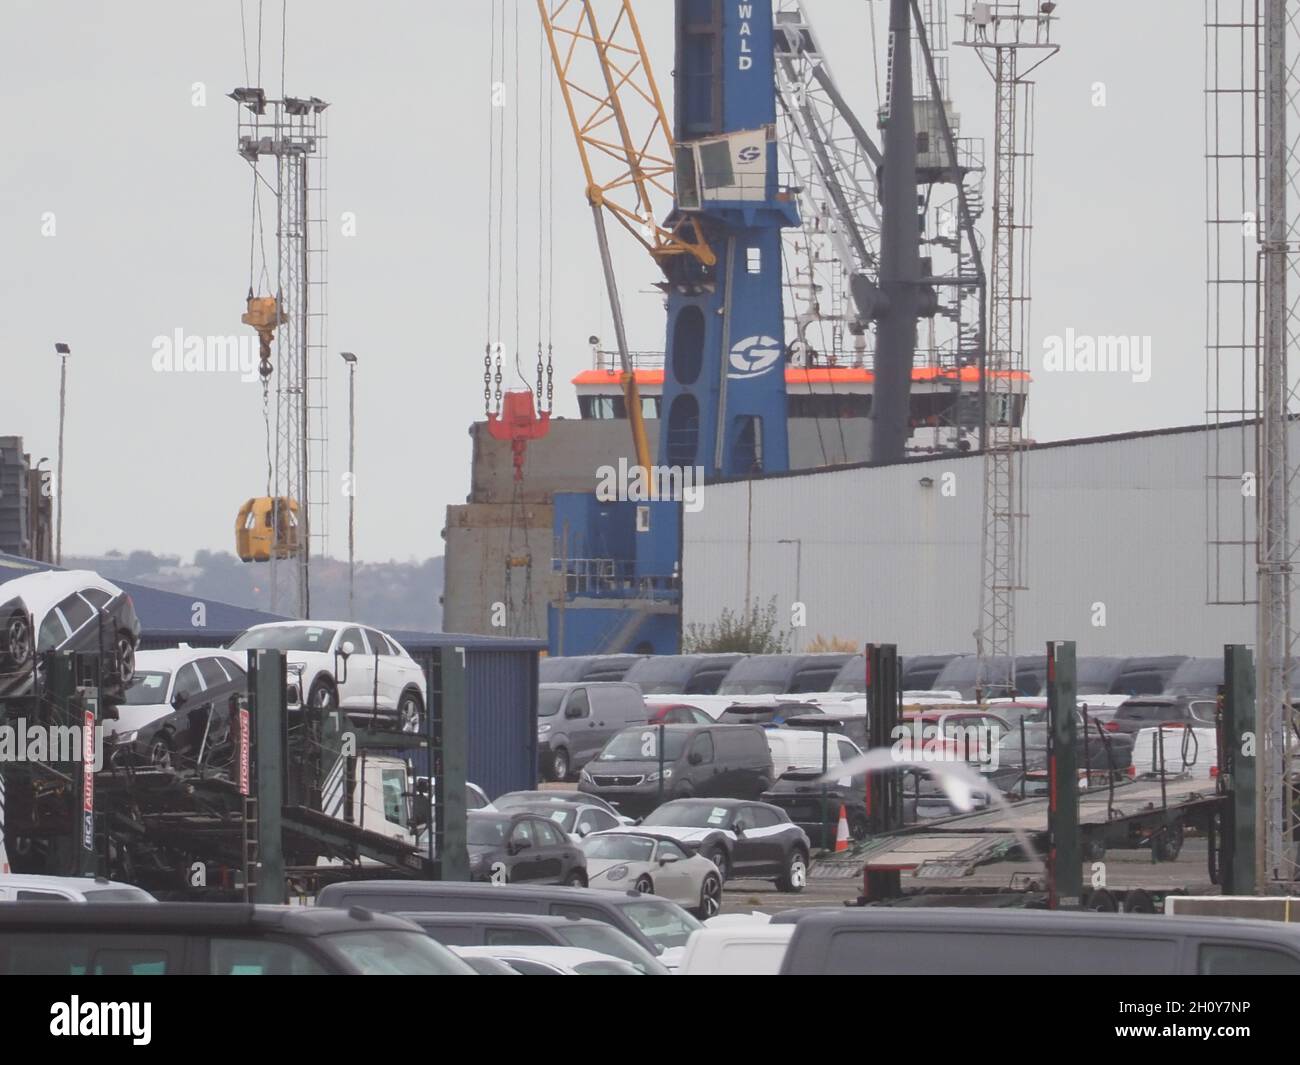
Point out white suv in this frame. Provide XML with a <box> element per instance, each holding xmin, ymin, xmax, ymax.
<box><xmin>228</xmin><ymin>621</ymin><xmax>427</xmax><ymax>731</ymax></box>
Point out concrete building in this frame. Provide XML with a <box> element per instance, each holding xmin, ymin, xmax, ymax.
<box><xmin>681</xmin><ymin>421</ymin><xmax>1273</xmax><ymax>657</ymax></box>
<box><xmin>0</xmin><ymin>437</ymin><xmax>52</xmax><ymax>562</ymax></box>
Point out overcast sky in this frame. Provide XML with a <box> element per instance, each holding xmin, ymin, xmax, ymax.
<box><xmin>0</xmin><ymin>1</ymin><xmax>1205</xmax><ymax>563</ymax></box>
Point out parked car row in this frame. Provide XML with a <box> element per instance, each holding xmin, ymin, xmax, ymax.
<box><xmin>540</xmin><ymin>651</ymin><xmax>1231</xmax><ymax>701</ymax></box>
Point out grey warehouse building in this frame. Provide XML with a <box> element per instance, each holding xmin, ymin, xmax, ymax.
<box><xmin>682</xmin><ymin>421</ymin><xmax>1274</xmax><ymax>658</ymax></box>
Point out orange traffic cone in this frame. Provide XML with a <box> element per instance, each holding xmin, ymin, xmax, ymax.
<box><xmin>834</xmin><ymin>804</ymin><xmax>851</xmax><ymax>853</ymax></box>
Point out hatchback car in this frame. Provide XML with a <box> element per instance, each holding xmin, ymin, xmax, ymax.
<box><xmin>466</xmin><ymin>810</ymin><xmax>587</xmax><ymax>886</ymax></box>
<box><xmin>0</xmin><ymin>570</ymin><xmax>139</xmax><ymax>702</ymax></box>
<box><xmin>228</xmin><ymin>621</ymin><xmax>427</xmax><ymax>731</ymax></box>
<box><xmin>104</xmin><ymin>647</ymin><xmax>247</xmax><ymax>771</ymax></box>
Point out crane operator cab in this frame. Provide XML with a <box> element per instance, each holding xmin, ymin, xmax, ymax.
<box><xmin>236</xmin><ymin>496</ymin><xmax>302</xmax><ymax>562</ymax></box>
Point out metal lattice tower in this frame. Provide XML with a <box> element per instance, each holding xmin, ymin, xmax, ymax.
<box><xmin>1205</xmin><ymin>1</ymin><xmax>1262</xmax><ymax>608</ymax></box>
<box><xmin>235</xmin><ymin>93</ymin><xmax>330</xmax><ymax>618</ymax></box>
<box><xmin>959</xmin><ymin>2</ymin><xmax>1057</xmax><ymax>696</ymax></box>
<box><xmin>1204</xmin><ymin>0</ymin><xmax>1300</xmax><ymax>888</ymax></box>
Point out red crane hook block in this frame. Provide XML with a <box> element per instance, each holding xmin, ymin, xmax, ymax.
<box><xmin>486</xmin><ymin>389</ymin><xmax>551</xmax><ymax>481</ymax></box>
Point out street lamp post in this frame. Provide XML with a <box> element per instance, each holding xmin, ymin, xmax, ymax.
<box><xmin>54</xmin><ymin>343</ymin><xmax>70</xmax><ymax>565</ymax></box>
<box><xmin>340</xmin><ymin>352</ymin><xmax>357</xmax><ymax>617</ymax></box>
<box><xmin>778</xmin><ymin>538</ymin><xmax>803</xmax><ymax>651</ymax></box>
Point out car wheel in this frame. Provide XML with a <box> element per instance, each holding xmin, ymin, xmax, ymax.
<box><xmin>776</xmin><ymin>848</ymin><xmax>808</xmax><ymax>893</ymax></box>
<box><xmin>307</xmin><ymin>677</ymin><xmax>338</xmax><ymax>712</ymax></box>
<box><xmin>3</xmin><ymin>612</ymin><xmax>31</xmax><ymax>670</ymax></box>
<box><xmin>1152</xmin><ymin>822</ymin><xmax>1184</xmax><ymax>862</ymax></box>
<box><xmin>704</xmin><ymin>845</ymin><xmax>729</xmax><ymax>884</ymax></box>
<box><xmin>696</xmin><ymin>872</ymin><xmax>723</xmax><ymax>919</ymax></box>
<box><xmin>398</xmin><ymin>689</ymin><xmax>424</xmax><ymax>733</ymax></box>
<box><xmin>848</xmin><ymin>809</ymin><xmax>870</xmax><ymax>842</ymax></box>
<box><xmin>115</xmin><ymin>631</ymin><xmax>135</xmax><ymax>685</ymax></box>
<box><xmin>148</xmin><ymin>733</ymin><xmax>173</xmax><ymax>771</ymax></box>
<box><xmin>547</xmin><ymin>747</ymin><xmax>570</xmax><ymax>783</ymax></box>
<box><xmin>634</xmin><ymin>874</ymin><xmax>655</xmax><ymax>895</ymax></box>
<box><xmin>563</xmin><ymin>869</ymin><xmax>587</xmax><ymax>888</ymax></box>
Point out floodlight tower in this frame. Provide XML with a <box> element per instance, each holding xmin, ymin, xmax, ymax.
<box><xmin>231</xmin><ymin>88</ymin><xmax>331</xmax><ymax>618</ymax></box>
<box><xmin>958</xmin><ymin>1</ymin><xmax>1058</xmax><ymax>698</ymax></box>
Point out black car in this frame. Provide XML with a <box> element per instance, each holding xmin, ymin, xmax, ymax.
<box><xmin>0</xmin><ymin>571</ymin><xmax>140</xmax><ymax>703</ymax></box>
<box><xmin>0</xmin><ymin>902</ymin><xmax>473</xmax><ymax>975</ymax></box>
<box><xmin>393</xmin><ymin>910</ymin><xmax>670</xmax><ymax>974</ymax></box>
<box><xmin>633</xmin><ymin>798</ymin><xmax>811</xmax><ymax>891</ymax></box>
<box><xmin>579</xmin><ymin>723</ymin><xmax>775</xmax><ymax>814</ymax></box>
<box><xmin>762</xmin><ymin>732</ymin><xmax>869</xmax><ymax>847</ymax></box>
<box><xmin>315</xmin><ymin>880</ymin><xmax>703</xmax><ymax>961</ymax></box>
<box><xmin>1106</xmin><ymin>696</ymin><xmax>1217</xmax><ymax>737</ymax></box>
<box><xmin>538</xmin><ymin>654</ymin><xmax>647</xmax><ymax>683</ymax></box>
<box><xmin>622</xmin><ymin>653</ymin><xmax>746</xmax><ymax>695</ymax></box>
<box><xmin>467</xmin><ymin>810</ymin><xmax>587</xmax><ymax>886</ymax></box>
<box><xmin>716</xmin><ymin>702</ymin><xmax>823</xmax><ymax>726</ymax></box>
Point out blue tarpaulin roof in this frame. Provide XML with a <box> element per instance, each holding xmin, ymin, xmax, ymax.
<box><xmin>0</xmin><ymin>551</ymin><xmax>288</xmax><ymax>639</ymax></box>
<box><xmin>0</xmin><ymin>553</ymin><xmax>544</xmax><ymax>650</ymax></box>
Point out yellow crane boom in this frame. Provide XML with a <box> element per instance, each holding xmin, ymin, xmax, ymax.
<box><xmin>538</xmin><ymin>0</ymin><xmax>714</xmax><ymax>473</ymax></box>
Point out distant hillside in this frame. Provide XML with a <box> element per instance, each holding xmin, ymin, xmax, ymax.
<box><xmin>64</xmin><ymin>550</ymin><xmax>444</xmax><ymax>632</ymax></box>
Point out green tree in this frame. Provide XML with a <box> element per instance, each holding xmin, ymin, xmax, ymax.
<box><xmin>682</xmin><ymin>597</ymin><xmax>790</xmax><ymax>654</ymax></box>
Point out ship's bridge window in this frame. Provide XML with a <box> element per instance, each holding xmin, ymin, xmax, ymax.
<box><xmin>578</xmin><ymin>395</ymin><xmax>660</xmax><ymax>420</ymax></box>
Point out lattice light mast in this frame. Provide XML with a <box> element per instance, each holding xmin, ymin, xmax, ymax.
<box><xmin>232</xmin><ymin>89</ymin><xmax>330</xmax><ymax>619</ymax></box>
<box><xmin>1204</xmin><ymin>0</ymin><xmax>1300</xmax><ymax>888</ymax></box>
<box><xmin>1258</xmin><ymin>0</ymin><xmax>1299</xmax><ymax>887</ymax></box>
<box><xmin>958</xmin><ymin>2</ymin><xmax>1058</xmax><ymax>698</ymax></box>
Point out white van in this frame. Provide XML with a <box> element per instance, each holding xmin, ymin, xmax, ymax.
<box><xmin>1130</xmin><ymin>726</ymin><xmax>1218</xmax><ymax>780</ymax></box>
<box><xmin>678</xmin><ymin>924</ymin><xmax>796</xmax><ymax>975</ymax></box>
<box><xmin>764</xmin><ymin>728</ymin><xmax>859</xmax><ymax>777</ymax></box>
<box><xmin>0</xmin><ymin>874</ymin><xmax>156</xmax><ymax>902</ymax></box>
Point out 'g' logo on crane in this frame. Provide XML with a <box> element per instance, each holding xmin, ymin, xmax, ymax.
<box><xmin>737</xmin><ymin>145</ymin><xmax>761</xmax><ymax>163</ymax></box>
<box><xmin>728</xmin><ymin>335</ymin><xmax>783</xmax><ymax>379</ymax></box>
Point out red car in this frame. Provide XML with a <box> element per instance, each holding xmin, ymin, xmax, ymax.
<box><xmin>645</xmin><ymin>702</ymin><xmax>714</xmax><ymax>725</ymax></box>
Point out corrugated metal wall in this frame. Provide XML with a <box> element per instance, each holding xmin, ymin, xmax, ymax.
<box><xmin>683</xmin><ymin>424</ymin><xmax>1268</xmax><ymax>657</ymax></box>
<box><xmin>465</xmin><ymin>648</ymin><xmax>537</xmax><ymax>798</ymax></box>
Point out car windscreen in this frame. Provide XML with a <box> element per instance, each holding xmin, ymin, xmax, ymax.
<box><xmin>581</xmin><ymin>834</ymin><xmax>656</xmax><ymax>861</ymax></box>
<box><xmin>613</xmin><ymin>899</ymin><xmax>702</xmax><ymax>951</ymax></box>
<box><xmin>538</xmin><ymin>807</ymin><xmax>577</xmax><ymax>832</ymax></box>
<box><xmin>467</xmin><ymin>816</ymin><xmax>511</xmax><ymax>846</ymax></box>
<box><xmin>716</xmin><ymin>656</ymin><xmax>797</xmax><ymax>695</ymax></box>
<box><xmin>538</xmin><ymin>689</ymin><xmax>565</xmax><ymax>717</ymax></box>
<box><xmin>555</xmin><ymin>924</ymin><xmax>667</xmax><ymax>974</ymax></box>
<box><xmin>1117</xmin><ymin>702</ymin><xmax>1179</xmax><ymax>721</ymax></box>
<box><xmin>622</xmin><ymin>657</ymin><xmax>689</xmax><ymax>693</ymax></box>
<box><xmin>997</xmin><ymin>724</ymin><xmax>1047</xmax><ymax>753</ymax></box>
<box><xmin>122</xmin><ymin>671</ymin><xmax>170</xmax><ymax>705</ymax></box>
<box><xmin>829</xmin><ymin>655</ymin><xmax>866</xmax><ymax>693</ymax></box>
<box><xmin>596</xmin><ymin>728</ymin><xmax>690</xmax><ymax>762</ymax></box>
<box><xmin>230</xmin><ymin>625</ymin><xmax>337</xmax><ymax>652</ymax></box>
<box><xmin>322</xmin><ymin>930</ymin><xmax>475</xmax><ymax>974</ymax></box>
<box><xmin>641</xmin><ymin>803</ymin><xmax>733</xmax><ymax>829</ymax></box>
